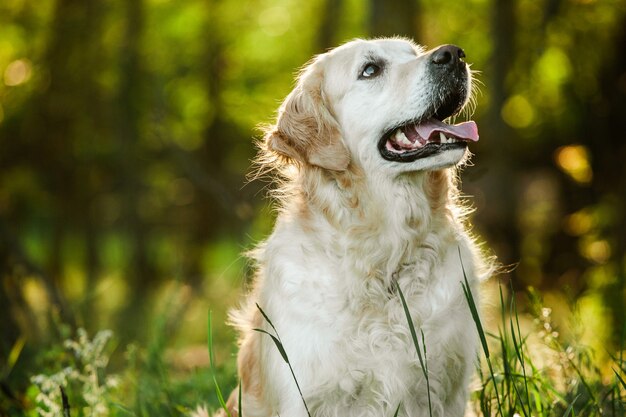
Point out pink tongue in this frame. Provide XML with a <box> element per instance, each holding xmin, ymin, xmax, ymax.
<box><xmin>414</xmin><ymin>119</ymin><xmax>479</xmax><ymax>142</ymax></box>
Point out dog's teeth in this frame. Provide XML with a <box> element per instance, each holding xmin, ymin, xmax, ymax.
<box><xmin>439</xmin><ymin>132</ymin><xmax>447</xmax><ymax>143</ymax></box>
<box><xmin>395</xmin><ymin>129</ymin><xmax>412</xmax><ymax>146</ymax></box>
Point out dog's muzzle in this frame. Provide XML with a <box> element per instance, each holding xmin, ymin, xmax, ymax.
<box><xmin>378</xmin><ymin>44</ymin><xmax>478</xmax><ymax>163</ymax></box>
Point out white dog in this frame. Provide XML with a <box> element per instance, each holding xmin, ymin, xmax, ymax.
<box><xmin>212</xmin><ymin>38</ymin><xmax>489</xmax><ymax>417</ymax></box>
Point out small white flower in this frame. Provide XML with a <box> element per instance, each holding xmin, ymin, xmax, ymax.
<box><xmin>31</xmin><ymin>328</ymin><xmax>118</xmax><ymax>417</ymax></box>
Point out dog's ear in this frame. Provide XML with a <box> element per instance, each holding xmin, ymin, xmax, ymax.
<box><xmin>264</xmin><ymin>59</ymin><xmax>350</xmax><ymax>171</ymax></box>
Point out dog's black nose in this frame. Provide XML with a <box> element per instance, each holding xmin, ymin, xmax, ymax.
<box><xmin>431</xmin><ymin>44</ymin><xmax>466</xmax><ymax>66</ymax></box>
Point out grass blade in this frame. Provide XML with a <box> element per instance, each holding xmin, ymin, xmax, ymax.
<box><xmin>509</xmin><ymin>282</ymin><xmax>531</xmax><ymax>417</ymax></box>
<box><xmin>252</xmin><ymin>328</ymin><xmax>289</xmax><ymax>363</ymax></box>
<box><xmin>6</xmin><ymin>337</ymin><xmax>25</xmax><ymax>377</ymax></box>
<box><xmin>613</xmin><ymin>367</ymin><xmax>626</xmax><ymax>390</ymax></box>
<box><xmin>60</xmin><ymin>386</ymin><xmax>71</xmax><ymax>417</ymax></box>
<box><xmin>459</xmin><ymin>260</ymin><xmax>489</xmax><ymax>358</ymax></box>
<box><xmin>255</xmin><ymin>304</ymin><xmax>311</xmax><ymax>417</ymax></box>
<box><xmin>256</xmin><ymin>303</ymin><xmax>280</xmax><ymax>335</ymax></box>
<box><xmin>111</xmin><ymin>402</ymin><xmax>137</xmax><ymax>416</ymax></box>
<box><xmin>395</xmin><ymin>281</ymin><xmax>433</xmax><ymax>417</ymax></box>
<box><xmin>238</xmin><ymin>381</ymin><xmax>243</xmax><ymax>417</ymax></box>
<box><xmin>392</xmin><ymin>402</ymin><xmax>401</xmax><ymax>417</ymax></box>
<box><xmin>564</xmin><ymin>351</ymin><xmax>601</xmax><ymax>414</ymax></box>
<box><xmin>420</xmin><ymin>329</ymin><xmax>429</xmax><ymax>377</ymax></box>
<box><xmin>458</xmin><ymin>247</ymin><xmax>503</xmax><ymax>417</ymax></box>
<box><xmin>208</xmin><ymin>310</ymin><xmax>233</xmax><ymax>417</ymax></box>
<box><xmin>561</xmin><ymin>394</ymin><xmax>581</xmax><ymax>417</ymax></box>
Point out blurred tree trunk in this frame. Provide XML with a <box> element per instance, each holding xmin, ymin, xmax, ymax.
<box><xmin>585</xmin><ymin>13</ymin><xmax>626</xmax><ymax>343</ymax></box>
<box><xmin>182</xmin><ymin>1</ymin><xmax>229</xmax><ymax>290</ymax></box>
<box><xmin>116</xmin><ymin>0</ymin><xmax>153</xmax><ymax>343</ymax></box>
<box><xmin>35</xmin><ymin>0</ymin><xmax>86</xmax><ymax>329</ymax></box>
<box><xmin>38</xmin><ymin>0</ymin><xmax>107</xmax><ymax>325</ymax></box>
<box><xmin>78</xmin><ymin>0</ymin><xmax>107</xmax><ymax>322</ymax></box>
<box><xmin>318</xmin><ymin>0</ymin><xmax>343</xmax><ymax>51</ymax></box>
<box><xmin>489</xmin><ymin>0</ymin><xmax>515</xmax><ymax>130</ymax></box>
<box><xmin>0</xmin><ymin>0</ymin><xmax>110</xmax><ymax>333</ymax></box>
<box><xmin>368</xmin><ymin>0</ymin><xmax>422</xmax><ymax>43</ymax></box>
<box><xmin>473</xmin><ymin>0</ymin><xmax>519</xmax><ymax>271</ymax></box>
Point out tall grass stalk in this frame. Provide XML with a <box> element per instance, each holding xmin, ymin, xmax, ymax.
<box><xmin>614</xmin><ymin>368</ymin><xmax>626</xmax><ymax>391</ymax></box>
<box><xmin>528</xmin><ymin>291</ymin><xmax>605</xmax><ymax>416</ymax></box>
<box><xmin>395</xmin><ymin>281</ymin><xmax>433</xmax><ymax>417</ymax></box>
<box><xmin>507</xmin><ymin>282</ymin><xmax>531</xmax><ymax>417</ymax></box>
<box><xmin>207</xmin><ymin>310</ymin><xmax>233</xmax><ymax>417</ymax></box>
<box><xmin>458</xmin><ymin>247</ymin><xmax>504</xmax><ymax>417</ymax></box>
<box><xmin>238</xmin><ymin>381</ymin><xmax>243</xmax><ymax>417</ymax></box>
<box><xmin>60</xmin><ymin>386</ymin><xmax>71</xmax><ymax>417</ymax></box>
<box><xmin>254</xmin><ymin>303</ymin><xmax>311</xmax><ymax>417</ymax></box>
<box><xmin>561</xmin><ymin>394</ymin><xmax>581</xmax><ymax>417</ymax></box>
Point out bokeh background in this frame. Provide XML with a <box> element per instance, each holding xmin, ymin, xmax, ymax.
<box><xmin>1</xmin><ymin>0</ymin><xmax>625</xmax><ymax>415</ymax></box>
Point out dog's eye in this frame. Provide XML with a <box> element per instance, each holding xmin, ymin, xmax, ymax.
<box><xmin>360</xmin><ymin>63</ymin><xmax>381</xmax><ymax>79</ymax></box>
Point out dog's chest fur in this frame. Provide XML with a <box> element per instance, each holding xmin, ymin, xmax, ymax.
<box><xmin>251</xmin><ymin>174</ymin><xmax>480</xmax><ymax>417</ymax></box>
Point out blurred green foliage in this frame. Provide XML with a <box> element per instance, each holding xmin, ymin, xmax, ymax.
<box><xmin>1</xmin><ymin>0</ymin><xmax>626</xmax><ymax>415</ymax></box>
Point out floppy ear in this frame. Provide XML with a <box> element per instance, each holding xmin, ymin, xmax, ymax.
<box><xmin>264</xmin><ymin>59</ymin><xmax>350</xmax><ymax>171</ymax></box>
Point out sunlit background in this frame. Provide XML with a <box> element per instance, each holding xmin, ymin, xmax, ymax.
<box><xmin>1</xmin><ymin>0</ymin><xmax>625</xmax><ymax>415</ymax></box>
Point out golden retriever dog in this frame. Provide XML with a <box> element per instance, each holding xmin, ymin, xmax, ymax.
<box><xmin>205</xmin><ymin>37</ymin><xmax>489</xmax><ymax>417</ymax></box>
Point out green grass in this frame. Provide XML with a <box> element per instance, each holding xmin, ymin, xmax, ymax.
<box><xmin>208</xmin><ymin>310</ymin><xmax>234</xmax><ymax>417</ymax></box>
<box><xmin>12</xmin><ymin>277</ymin><xmax>626</xmax><ymax>417</ymax></box>
<box><xmin>395</xmin><ymin>280</ymin><xmax>433</xmax><ymax>417</ymax></box>
<box><xmin>246</xmin><ymin>249</ymin><xmax>626</xmax><ymax>416</ymax></box>
<box><xmin>457</xmin><ymin>249</ymin><xmax>626</xmax><ymax>416</ymax></box>
<box><xmin>254</xmin><ymin>303</ymin><xmax>311</xmax><ymax>417</ymax></box>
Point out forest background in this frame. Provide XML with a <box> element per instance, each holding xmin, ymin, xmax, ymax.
<box><xmin>1</xmin><ymin>0</ymin><xmax>625</xmax><ymax>415</ymax></box>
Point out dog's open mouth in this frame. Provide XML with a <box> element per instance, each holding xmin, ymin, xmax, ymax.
<box><xmin>379</xmin><ymin>118</ymin><xmax>479</xmax><ymax>162</ymax></box>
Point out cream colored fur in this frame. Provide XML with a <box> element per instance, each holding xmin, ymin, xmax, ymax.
<box><xmin>209</xmin><ymin>38</ymin><xmax>489</xmax><ymax>417</ymax></box>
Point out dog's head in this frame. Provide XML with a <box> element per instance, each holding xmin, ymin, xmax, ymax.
<box><xmin>263</xmin><ymin>38</ymin><xmax>478</xmax><ymax>175</ymax></box>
